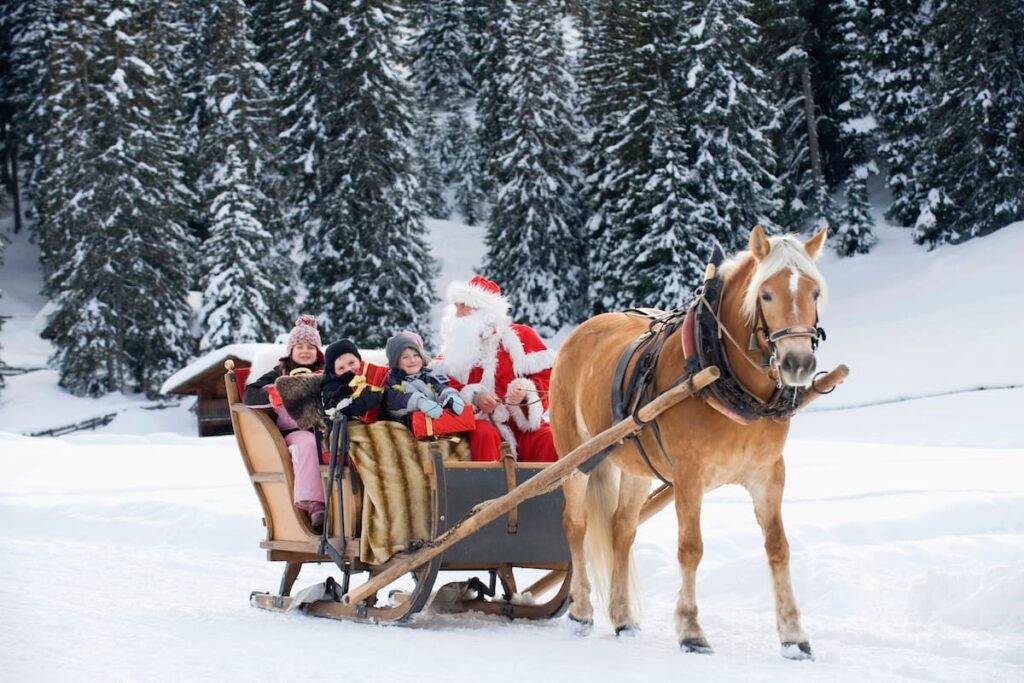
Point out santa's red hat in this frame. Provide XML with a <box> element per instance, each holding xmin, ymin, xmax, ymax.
<box><xmin>446</xmin><ymin>275</ymin><xmax>509</xmax><ymax>319</ymax></box>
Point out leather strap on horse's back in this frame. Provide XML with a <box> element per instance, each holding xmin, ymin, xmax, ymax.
<box><xmin>579</xmin><ymin>309</ymin><xmax>685</xmax><ymax>485</ymax></box>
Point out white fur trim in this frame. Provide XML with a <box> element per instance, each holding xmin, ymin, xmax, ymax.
<box><xmin>506</xmin><ymin>377</ymin><xmax>544</xmax><ymax>431</ymax></box>
<box><xmin>497</xmin><ymin>325</ymin><xmax>555</xmax><ymax>376</ymax></box>
<box><xmin>459</xmin><ymin>382</ymin><xmax>487</xmax><ymax>408</ymax></box>
<box><xmin>446</xmin><ymin>280</ymin><xmax>510</xmax><ymax>319</ymax></box>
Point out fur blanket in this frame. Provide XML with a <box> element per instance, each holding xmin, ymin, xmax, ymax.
<box><xmin>274</xmin><ymin>373</ymin><xmax>326</xmax><ymax>431</ymax></box>
<box><xmin>275</xmin><ymin>373</ymin><xmax>472</xmax><ymax>563</ymax></box>
<box><xmin>348</xmin><ymin>421</ymin><xmax>470</xmax><ymax>564</ymax></box>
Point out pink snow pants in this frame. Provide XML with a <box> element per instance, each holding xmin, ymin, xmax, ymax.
<box><xmin>274</xmin><ymin>406</ymin><xmax>324</xmax><ymax>510</ymax></box>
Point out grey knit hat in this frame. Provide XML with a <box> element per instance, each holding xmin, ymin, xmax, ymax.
<box><xmin>385</xmin><ymin>331</ymin><xmax>427</xmax><ymax>370</ymax></box>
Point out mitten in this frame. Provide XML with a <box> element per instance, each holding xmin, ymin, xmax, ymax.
<box><xmin>444</xmin><ymin>393</ymin><xmax>466</xmax><ymax>415</ymax></box>
<box><xmin>267</xmin><ymin>385</ymin><xmax>283</xmax><ymax>408</ymax></box>
<box><xmin>417</xmin><ymin>398</ymin><xmax>443</xmax><ymax>419</ymax></box>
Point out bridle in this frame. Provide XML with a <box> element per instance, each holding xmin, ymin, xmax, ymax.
<box><xmin>750</xmin><ymin>297</ymin><xmax>827</xmax><ymax>389</ymax></box>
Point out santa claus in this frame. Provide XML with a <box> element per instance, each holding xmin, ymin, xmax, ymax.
<box><xmin>432</xmin><ymin>275</ymin><xmax>558</xmax><ymax>462</ymax></box>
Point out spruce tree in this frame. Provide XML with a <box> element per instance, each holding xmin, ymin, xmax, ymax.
<box><xmin>833</xmin><ymin>0</ymin><xmax>876</xmax><ymax>256</ymax></box>
<box><xmin>44</xmin><ymin>0</ymin><xmax>195</xmax><ymax>396</ymax></box>
<box><xmin>680</xmin><ymin>0</ymin><xmax>778</xmax><ymax>253</ymax></box>
<box><xmin>752</xmin><ymin>0</ymin><xmax>833</xmax><ymax>231</ymax></box>
<box><xmin>482</xmin><ymin>0</ymin><xmax>583</xmax><ymax>335</ymax></box>
<box><xmin>411</xmin><ymin>0</ymin><xmax>472</xmax><ymax>107</ymax></box>
<box><xmin>263</xmin><ymin>0</ymin><xmax>334</xmax><ymax>241</ymax></box>
<box><xmin>870</xmin><ymin>0</ymin><xmax>931</xmax><ymax>228</ymax></box>
<box><xmin>412</xmin><ymin>108</ymin><xmax>449</xmax><ymax>219</ymax></box>
<box><xmin>196</xmin><ymin>0</ymin><xmax>289</xmax><ymax>350</ymax></box>
<box><xmin>304</xmin><ymin>0</ymin><xmax>436</xmax><ymax>346</ymax></box>
<box><xmin>913</xmin><ymin>0</ymin><xmax>1024</xmax><ymax>246</ymax></box>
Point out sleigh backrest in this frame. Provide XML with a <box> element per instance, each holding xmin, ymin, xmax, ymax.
<box><xmin>223</xmin><ymin>361</ymin><xmax>322</xmax><ymax>553</ymax></box>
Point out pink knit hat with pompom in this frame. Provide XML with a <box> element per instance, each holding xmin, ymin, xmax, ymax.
<box><xmin>285</xmin><ymin>314</ymin><xmax>322</xmax><ymax>355</ymax></box>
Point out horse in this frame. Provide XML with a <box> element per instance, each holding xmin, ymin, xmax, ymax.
<box><xmin>548</xmin><ymin>225</ymin><xmax>829</xmax><ymax>659</ymax></box>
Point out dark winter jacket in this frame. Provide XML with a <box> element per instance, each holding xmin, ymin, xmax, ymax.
<box><xmin>320</xmin><ymin>369</ymin><xmax>384</xmax><ymax>419</ymax></box>
<box><xmin>384</xmin><ymin>367</ymin><xmax>459</xmax><ymax>420</ymax></box>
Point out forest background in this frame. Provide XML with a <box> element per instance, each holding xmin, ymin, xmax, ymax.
<box><xmin>0</xmin><ymin>0</ymin><xmax>1021</xmax><ymax>398</ymax></box>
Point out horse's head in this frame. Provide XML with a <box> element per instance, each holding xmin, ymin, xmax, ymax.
<box><xmin>744</xmin><ymin>225</ymin><xmax>829</xmax><ymax>388</ymax></box>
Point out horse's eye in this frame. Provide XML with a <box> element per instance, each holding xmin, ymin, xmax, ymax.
<box><xmin>761</xmin><ymin>291</ymin><xmax>773</xmax><ymax>302</ymax></box>
<box><xmin>813</xmin><ymin>290</ymin><xmax>820</xmax><ymax>300</ymax></box>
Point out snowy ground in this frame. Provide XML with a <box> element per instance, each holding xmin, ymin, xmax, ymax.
<box><xmin>1</xmin><ymin>212</ymin><xmax>1022</xmax><ymax>681</ymax></box>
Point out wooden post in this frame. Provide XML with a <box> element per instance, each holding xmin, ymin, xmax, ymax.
<box><xmin>340</xmin><ymin>366</ymin><xmax>721</xmax><ymax>607</ymax></box>
<box><xmin>793</xmin><ymin>364</ymin><xmax>849</xmax><ymax>413</ymax></box>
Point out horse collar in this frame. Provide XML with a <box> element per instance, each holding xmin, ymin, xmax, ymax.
<box><xmin>684</xmin><ymin>270</ymin><xmax>808</xmax><ymax>423</ymax></box>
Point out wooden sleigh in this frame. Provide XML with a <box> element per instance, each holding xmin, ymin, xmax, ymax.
<box><xmin>225</xmin><ymin>357</ymin><xmax>845</xmax><ymax>625</ymax></box>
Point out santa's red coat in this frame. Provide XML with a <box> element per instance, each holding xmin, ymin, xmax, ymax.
<box><xmin>435</xmin><ymin>323</ymin><xmax>555</xmax><ymax>439</ymax></box>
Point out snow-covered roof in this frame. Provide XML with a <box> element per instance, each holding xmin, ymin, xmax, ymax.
<box><xmin>160</xmin><ymin>343</ymin><xmax>390</xmax><ymax>395</ymax></box>
<box><xmin>160</xmin><ymin>343</ymin><xmax>280</xmax><ymax>395</ymax></box>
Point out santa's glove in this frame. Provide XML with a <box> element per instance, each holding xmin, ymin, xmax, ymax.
<box><xmin>417</xmin><ymin>398</ymin><xmax>444</xmax><ymax>419</ymax></box>
<box><xmin>443</xmin><ymin>394</ymin><xmax>466</xmax><ymax>415</ymax></box>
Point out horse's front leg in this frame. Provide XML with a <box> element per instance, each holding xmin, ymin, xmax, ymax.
<box><xmin>561</xmin><ymin>471</ymin><xmax>594</xmax><ymax>634</ymax></box>
<box><xmin>674</xmin><ymin>472</ymin><xmax>712</xmax><ymax>653</ymax></box>
<box><xmin>609</xmin><ymin>472</ymin><xmax>648</xmax><ymax>635</ymax></box>
<box><xmin>746</xmin><ymin>457</ymin><xmax>812</xmax><ymax>660</ymax></box>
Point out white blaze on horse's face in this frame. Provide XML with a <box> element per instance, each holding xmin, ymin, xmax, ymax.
<box><xmin>748</xmin><ymin>225</ymin><xmax>828</xmax><ymax>388</ymax></box>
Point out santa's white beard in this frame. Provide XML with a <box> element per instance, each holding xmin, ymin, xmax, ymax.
<box><xmin>439</xmin><ymin>308</ymin><xmax>503</xmax><ymax>382</ymax></box>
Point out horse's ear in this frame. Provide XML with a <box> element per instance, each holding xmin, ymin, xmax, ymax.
<box><xmin>749</xmin><ymin>224</ymin><xmax>771</xmax><ymax>261</ymax></box>
<box><xmin>805</xmin><ymin>225</ymin><xmax>828</xmax><ymax>261</ymax></box>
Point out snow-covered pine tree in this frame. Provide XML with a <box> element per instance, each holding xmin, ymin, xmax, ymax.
<box><xmin>412</xmin><ymin>108</ymin><xmax>449</xmax><ymax>219</ymax></box>
<box><xmin>833</xmin><ymin>0</ymin><xmax>877</xmax><ymax>256</ymax></box>
<box><xmin>912</xmin><ymin>0</ymin><xmax>1024</xmax><ymax>246</ymax></box>
<box><xmin>45</xmin><ymin>0</ymin><xmax>195</xmax><ymax>396</ymax></box>
<box><xmin>751</xmin><ymin>0</ymin><xmax>833</xmax><ymax>231</ymax></box>
<box><xmin>580</xmin><ymin>0</ymin><xmax>702</xmax><ymax>311</ymax></box>
<box><xmin>196</xmin><ymin>0</ymin><xmax>289</xmax><ymax>350</ymax></box>
<box><xmin>444</xmin><ymin>109</ymin><xmax>484</xmax><ymax>224</ymax></box>
<box><xmin>304</xmin><ymin>0</ymin><xmax>436</xmax><ymax>346</ymax></box>
<box><xmin>578</xmin><ymin>0</ymin><xmax>647</xmax><ymax>312</ymax></box>
<box><xmin>262</xmin><ymin>0</ymin><xmax>334</xmax><ymax>242</ymax></box>
<box><xmin>412</xmin><ymin>0</ymin><xmax>473</xmax><ymax>108</ymax></box>
<box><xmin>466</xmin><ymin>0</ymin><xmax>512</xmax><ymax>195</ymax></box>
<box><xmin>1</xmin><ymin>0</ymin><xmax>59</xmax><ymax>231</ymax></box>
<box><xmin>483</xmin><ymin>0</ymin><xmax>583</xmax><ymax>335</ymax></box>
<box><xmin>870</xmin><ymin>0</ymin><xmax>931</xmax><ymax>228</ymax></box>
<box><xmin>411</xmin><ymin>0</ymin><xmax>479</xmax><ymax>224</ymax></box>
<box><xmin>680</xmin><ymin>0</ymin><xmax>778</xmax><ymax>253</ymax></box>
<box><xmin>35</xmin><ymin>0</ymin><xmax>104</xmax><ymax>278</ymax></box>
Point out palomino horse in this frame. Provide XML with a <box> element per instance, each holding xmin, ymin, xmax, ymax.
<box><xmin>549</xmin><ymin>225</ymin><xmax>829</xmax><ymax>659</ymax></box>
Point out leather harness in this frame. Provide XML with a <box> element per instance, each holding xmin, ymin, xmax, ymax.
<box><xmin>579</xmin><ymin>246</ymin><xmax>826</xmax><ymax>480</ymax></box>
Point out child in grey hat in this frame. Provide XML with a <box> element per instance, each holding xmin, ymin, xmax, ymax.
<box><xmin>384</xmin><ymin>331</ymin><xmax>465</xmax><ymax>424</ymax></box>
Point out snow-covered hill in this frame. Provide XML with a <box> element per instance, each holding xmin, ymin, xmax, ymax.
<box><xmin>1</xmin><ymin>211</ymin><xmax>1021</xmax><ymax>681</ymax></box>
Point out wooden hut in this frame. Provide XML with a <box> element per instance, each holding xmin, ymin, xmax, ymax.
<box><xmin>161</xmin><ymin>344</ymin><xmax>282</xmax><ymax>437</ymax></box>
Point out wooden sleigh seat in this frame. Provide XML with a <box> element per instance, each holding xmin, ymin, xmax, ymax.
<box><xmin>223</xmin><ymin>361</ymin><xmax>572</xmax><ymax>622</ymax></box>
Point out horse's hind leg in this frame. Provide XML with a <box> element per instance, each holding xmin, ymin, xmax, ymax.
<box><xmin>674</xmin><ymin>472</ymin><xmax>712</xmax><ymax>653</ymax></box>
<box><xmin>609</xmin><ymin>472</ymin><xmax>648</xmax><ymax>635</ymax></box>
<box><xmin>746</xmin><ymin>458</ymin><xmax>812</xmax><ymax>660</ymax></box>
<box><xmin>562</xmin><ymin>472</ymin><xmax>594</xmax><ymax>634</ymax></box>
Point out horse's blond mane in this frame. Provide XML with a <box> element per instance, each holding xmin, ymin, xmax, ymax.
<box><xmin>718</xmin><ymin>234</ymin><xmax>828</xmax><ymax>322</ymax></box>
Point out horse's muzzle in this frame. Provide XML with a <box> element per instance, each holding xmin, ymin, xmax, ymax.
<box><xmin>779</xmin><ymin>352</ymin><xmax>817</xmax><ymax>387</ymax></box>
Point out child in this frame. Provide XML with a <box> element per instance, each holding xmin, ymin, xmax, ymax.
<box><xmin>384</xmin><ymin>331</ymin><xmax>465</xmax><ymax>425</ymax></box>
<box><xmin>321</xmin><ymin>338</ymin><xmax>385</xmax><ymax>421</ymax></box>
<box><xmin>243</xmin><ymin>315</ymin><xmax>327</xmax><ymax>531</ymax></box>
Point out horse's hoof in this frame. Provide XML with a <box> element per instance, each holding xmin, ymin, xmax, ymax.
<box><xmin>781</xmin><ymin>641</ymin><xmax>813</xmax><ymax>661</ymax></box>
<box><xmin>680</xmin><ymin>637</ymin><xmax>713</xmax><ymax>654</ymax></box>
<box><xmin>615</xmin><ymin>624</ymin><xmax>640</xmax><ymax>638</ymax></box>
<box><xmin>568</xmin><ymin>614</ymin><xmax>593</xmax><ymax>637</ymax></box>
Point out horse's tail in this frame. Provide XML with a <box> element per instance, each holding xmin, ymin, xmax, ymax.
<box><xmin>584</xmin><ymin>460</ymin><xmax>641</xmax><ymax>622</ymax></box>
